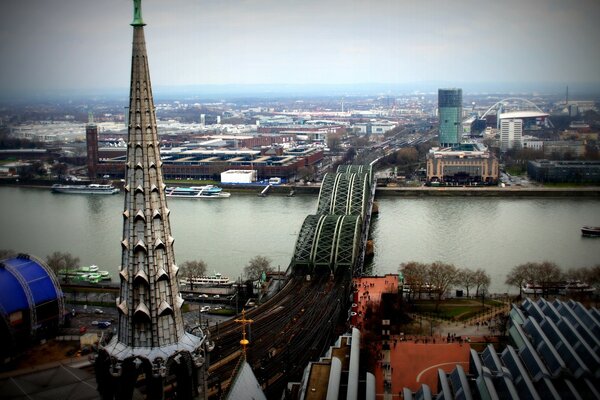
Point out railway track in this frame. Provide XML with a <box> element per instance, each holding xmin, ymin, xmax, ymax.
<box><xmin>206</xmin><ymin>273</ymin><xmax>349</xmax><ymax>398</ymax></box>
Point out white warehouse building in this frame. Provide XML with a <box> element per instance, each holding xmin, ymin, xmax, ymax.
<box><xmin>220</xmin><ymin>169</ymin><xmax>257</xmax><ymax>184</ymax></box>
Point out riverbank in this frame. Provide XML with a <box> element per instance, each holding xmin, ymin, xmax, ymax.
<box><xmin>2</xmin><ymin>178</ymin><xmax>599</xmax><ymax>197</ymax></box>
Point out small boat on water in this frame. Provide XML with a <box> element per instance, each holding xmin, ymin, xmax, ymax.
<box><xmin>165</xmin><ymin>185</ymin><xmax>231</xmax><ymax>199</ymax></box>
<box><xmin>59</xmin><ymin>265</ymin><xmax>112</xmax><ymax>283</ymax></box>
<box><xmin>52</xmin><ymin>183</ymin><xmax>120</xmax><ymax>195</ymax></box>
<box><xmin>79</xmin><ymin>265</ymin><xmax>99</xmax><ymax>273</ymax></box>
<box><xmin>581</xmin><ymin>226</ymin><xmax>600</xmax><ymax>237</ymax></box>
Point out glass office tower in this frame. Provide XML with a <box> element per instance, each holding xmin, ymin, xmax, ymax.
<box><xmin>438</xmin><ymin>88</ymin><xmax>463</xmax><ymax>147</ymax></box>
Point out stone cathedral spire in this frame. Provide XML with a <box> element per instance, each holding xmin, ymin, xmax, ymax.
<box><xmin>95</xmin><ymin>1</ymin><xmax>208</xmax><ymax>399</ymax></box>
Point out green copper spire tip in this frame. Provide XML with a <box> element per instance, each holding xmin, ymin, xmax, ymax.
<box><xmin>131</xmin><ymin>0</ymin><xmax>146</xmax><ymax>26</ymax></box>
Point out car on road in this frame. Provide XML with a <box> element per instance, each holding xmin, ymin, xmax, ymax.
<box><xmin>97</xmin><ymin>321</ymin><xmax>111</xmax><ymax>329</ymax></box>
<box><xmin>94</xmin><ymin>308</ymin><xmax>104</xmax><ymax>314</ymax></box>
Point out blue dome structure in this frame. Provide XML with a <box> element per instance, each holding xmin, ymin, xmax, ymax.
<box><xmin>0</xmin><ymin>254</ymin><xmax>64</xmax><ymax>361</ymax></box>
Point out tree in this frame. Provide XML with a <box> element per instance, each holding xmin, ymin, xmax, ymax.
<box><xmin>326</xmin><ymin>133</ymin><xmax>342</xmax><ymax>152</ymax></box>
<box><xmin>0</xmin><ymin>249</ymin><xmax>16</xmax><ymax>260</ymax></box>
<box><xmin>393</xmin><ymin>147</ymin><xmax>418</xmax><ymax>165</ymax></box>
<box><xmin>179</xmin><ymin>260</ymin><xmax>207</xmax><ymax>290</ymax></box>
<box><xmin>536</xmin><ymin>261</ymin><xmax>563</xmax><ymax>296</ymax></box>
<box><xmin>244</xmin><ymin>255</ymin><xmax>274</xmax><ymax>281</ymax></box>
<box><xmin>52</xmin><ymin>162</ymin><xmax>69</xmax><ymax>179</ymax></box>
<box><xmin>473</xmin><ymin>268</ymin><xmax>491</xmax><ymax>297</ymax></box>
<box><xmin>456</xmin><ymin>268</ymin><xmax>477</xmax><ymax>297</ymax></box>
<box><xmin>46</xmin><ymin>251</ymin><xmax>80</xmax><ymax>281</ymax></box>
<box><xmin>505</xmin><ymin>262</ymin><xmax>537</xmax><ymax>296</ymax></box>
<box><xmin>506</xmin><ymin>262</ymin><xmax>562</xmax><ymax>297</ymax></box>
<box><xmin>297</xmin><ymin>166</ymin><xmax>316</xmax><ymax>183</ymax></box>
<box><xmin>585</xmin><ymin>265</ymin><xmax>600</xmax><ymax>289</ymax></box>
<box><xmin>427</xmin><ymin>261</ymin><xmax>459</xmax><ymax>310</ymax></box>
<box><xmin>399</xmin><ymin>261</ymin><xmax>428</xmax><ymax>300</ymax></box>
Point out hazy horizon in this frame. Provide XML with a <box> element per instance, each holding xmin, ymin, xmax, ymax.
<box><xmin>3</xmin><ymin>81</ymin><xmax>600</xmax><ymax>104</ymax></box>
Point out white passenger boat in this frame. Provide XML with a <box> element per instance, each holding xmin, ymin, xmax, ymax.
<box><xmin>179</xmin><ymin>272</ymin><xmax>233</xmax><ymax>286</ymax></box>
<box><xmin>522</xmin><ymin>281</ymin><xmax>595</xmax><ymax>295</ymax></box>
<box><xmin>165</xmin><ymin>185</ymin><xmax>231</xmax><ymax>198</ymax></box>
<box><xmin>51</xmin><ymin>183</ymin><xmax>120</xmax><ymax>195</ymax></box>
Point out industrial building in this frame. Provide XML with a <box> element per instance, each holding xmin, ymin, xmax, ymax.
<box><xmin>90</xmin><ymin>143</ymin><xmax>323</xmax><ymax>181</ymax></box>
<box><xmin>0</xmin><ymin>254</ymin><xmax>65</xmax><ymax>362</ymax></box>
<box><xmin>527</xmin><ymin>160</ymin><xmax>600</xmax><ymax>184</ymax></box>
<box><xmin>426</xmin><ymin>143</ymin><xmax>499</xmax><ymax>185</ymax></box>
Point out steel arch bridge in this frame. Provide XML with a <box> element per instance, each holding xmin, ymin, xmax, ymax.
<box><xmin>292</xmin><ymin>164</ymin><xmax>374</xmax><ymax>275</ymax></box>
<box><xmin>480</xmin><ymin>97</ymin><xmax>545</xmax><ymax>119</ymax></box>
<box><xmin>316</xmin><ymin>172</ymin><xmax>371</xmax><ymax>216</ymax></box>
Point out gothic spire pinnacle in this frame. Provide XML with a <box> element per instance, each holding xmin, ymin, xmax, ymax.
<box><xmin>131</xmin><ymin>0</ymin><xmax>146</xmax><ymax>26</ymax></box>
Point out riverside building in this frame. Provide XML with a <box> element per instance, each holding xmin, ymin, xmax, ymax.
<box><xmin>426</xmin><ymin>143</ymin><xmax>499</xmax><ymax>186</ymax></box>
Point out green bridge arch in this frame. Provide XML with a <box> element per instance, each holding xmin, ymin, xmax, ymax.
<box><xmin>292</xmin><ymin>164</ymin><xmax>373</xmax><ymax>275</ymax></box>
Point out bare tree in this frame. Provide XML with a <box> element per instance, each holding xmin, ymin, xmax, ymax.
<box><xmin>0</xmin><ymin>249</ymin><xmax>16</xmax><ymax>260</ymax></box>
<box><xmin>427</xmin><ymin>261</ymin><xmax>459</xmax><ymax>310</ymax></box>
<box><xmin>244</xmin><ymin>255</ymin><xmax>274</xmax><ymax>281</ymax></box>
<box><xmin>566</xmin><ymin>265</ymin><xmax>600</xmax><ymax>289</ymax></box>
<box><xmin>585</xmin><ymin>265</ymin><xmax>600</xmax><ymax>290</ymax></box>
<box><xmin>179</xmin><ymin>260</ymin><xmax>207</xmax><ymax>290</ymax></box>
<box><xmin>46</xmin><ymin>251</ymin><xmax>80</xmax><ymax>281</ymax></box>
<box><xmin>505</xmin><ymin>262</ymin><xmax>537</xmax><ymax>296</ymax></box>
<box><xmin>473</xmin><ymin>268</ymin><xmax>491</xmax><ymax>297</ymax></box>
<box><xmin>456</xmin><ymin>268</ymin><xmax>477</xmax><ymax>297</ymax></box>
<box><xmin>399</xmin><ymin>261</ymin><xmax>428</xmax><ymax>300</ymax></box>
<box><xmin>326</xmin><ymin>133</ymin><xmax>342</xmax><ymax>152</ymax></box>
<box><xmin>51</xmin><ymin>162</ymin><xmax>69</xmax><ymax>179</ymax></box>
<box><xmin>536</xmin><ymin>261</ymin><xmax>563</xmax><ymax>296</ymax></box>
<box><xmin>506</xmin><ymin>261</ymin><xmax>562</xmax><ymax>297</ymax></box>
<box><xmin>393</xmin><ymin>147</ymin><xmax>418</xmax><ymax>165</ymax></box>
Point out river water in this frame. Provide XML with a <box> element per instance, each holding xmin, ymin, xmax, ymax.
<box><xmin>0</xmin><ymin>186</ymin><xmax>598</xmax><ymax>293</ymax></box>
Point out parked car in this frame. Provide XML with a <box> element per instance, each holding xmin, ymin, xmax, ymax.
<box><xmin>97</xmin><ymin>321</ymin><xmax>111</xmax><ymax>329</ymax></box>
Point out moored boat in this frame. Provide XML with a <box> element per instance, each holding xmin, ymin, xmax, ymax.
<box><xmin>52</xmin><ymin>183</ymin><xmax>120</xmax><ymax>195</ymax></box>
<box><xmin>99</xmin><ymin>270</ymin><xmax>111</xmax><ymax>281</ymax></box>
<box><xmin>522</xmin><ymin>280</ymin><xmax>595</xmax><ymax>295</ymax></box>
<box><xmin>87</xmin><ymin>272</ymin><xmax>102</xmax><ymax>283</ymax></box>
<box><xmin>165</xmin><ymin>185</ymin><xmax>230</xmax><ymax>198</ymax></box>
<box><xmin>179</xmin><ymin>272</ymin><xmax>233</xmax><ymax>286</ymax></box>
<box><xmin>79</xmin><ymin>265</ymin><xmax>99</xmax><ymax>273</ymax></box>
<box><xmin>58</xmin><ymin>265</ymin><xmax>112</xmax><ymax>283</ymax></box>
<box><xmin>581</xmin><ymin>226</ymin><xmax>600</xmax><ymax>237</ymax></box>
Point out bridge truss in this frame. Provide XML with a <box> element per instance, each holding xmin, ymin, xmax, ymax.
<box><xmin>292</xmin><ymin>164</ymin><xmax>375</xmax><ymax>276</ymax></box>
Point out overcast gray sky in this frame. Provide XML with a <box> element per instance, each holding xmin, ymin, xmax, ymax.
<box><xmin>1</xmin><ymin>0</ymin><xmax>599</xmax><ymax>95</ymax></box>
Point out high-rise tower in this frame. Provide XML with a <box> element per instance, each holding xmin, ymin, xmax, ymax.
<box><xmin>438</xmin><ymin>88</ymin><xmax>463</xmax><ymax>147</ymax></box>
<box><xmin>95</xmin><ymin>1</ymin><xmax>209</xmax><ymax>399</ymax></box>
<box><xmin>86</xmin><ymin>112</ymin><xmax>98</xmax><ymax>179</ymax></box>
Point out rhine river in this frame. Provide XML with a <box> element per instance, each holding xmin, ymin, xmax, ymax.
<box><xmin>0</xmin><ymin>186</ymin><xmax>599</xmax><ymax>293</ymax></box>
